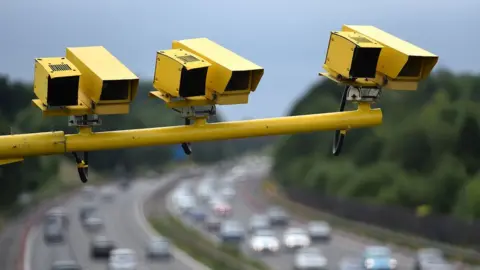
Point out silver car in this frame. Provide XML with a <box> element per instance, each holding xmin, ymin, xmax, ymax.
<box><xmin>249</xmin><ymin>229</ymin><xmax>280</xmax><ymax>253</ymax></box>
<box><xmin>248</xmin><ymin>214</ymin><xmax>271</xmax><ymax>233</ymax></box>
<box><xmin>79</xmin><ymin>203</ymin><xmax>97</xmax><ymax>224</ymax></box>
<box><xmin>267</xmin><ymin>206</ymin><xmax>289</xmax><ymax>226</ymax></box>
<box><xmin>45</xmin><ymin>207</ymin><xmax>69</xmax><ymax>229</ymax></box>
<box><xmin>293</xmin><ymin>247</ymin><xmax>328</xmax><ymax>270</ymax></box>
<box><xmin>307</xmin><ymin>221</ymin><xmax>331</xmax><ymax>241</ymax></box>
<box><xmin>283</xmin><ymin>227</ymin><xmax>311</xmax><ymax>250</ymax></box>
<box><xmin>83</xmin><ymin>216</ymin><xmax>104</xmax><ymax>232</ymax></box>
<box><xmin>415</xmin><ymin>248</ymin><xmax>451</xmax><ymax>270</ymax></box>
<box><xmin>146</xmin><ymin>237</ymin><xmax>172</xmax><ymax>260</ymax></box>
<box><xmin>43</xmin><ymin>220</ymin><xmax>64</xmax><ymax>244</ymax></box>
<box><xmin>220</xmin><ymin>220</ymin><xmax>245</xmax><ymax>243</ymax></box>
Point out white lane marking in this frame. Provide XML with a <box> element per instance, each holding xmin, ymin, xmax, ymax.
<box><xmin>24</xmin><ymin>225</ymin><xmax>39</xmax><ymax>270</ymax></box>
<box><xmin>134</xmin><ymin>177</ymin><xmax>210</xmax><ymax>270</ymax></box>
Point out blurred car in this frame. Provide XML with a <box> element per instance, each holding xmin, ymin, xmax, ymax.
<box><xmin>146</xmin><ymin>237</ymin><xmax>172</xmax><ymax>260</ymax></box>
<box><xmin>338</xmin><ymin>257</ymin><xmax>363</xmax><ymax>270</ymax></box>
<box><xmin>267</xmin><ymin>206</ymin><xmax>289</xmax><ymax>226</ymax></box>
<box><xmin>307</xmin><ymin>221</ymin><xmax>331</xmax><ymax>241</ymax></box>
<box><xmin>83</xmin><ymin>216</ymin><xmax>104</xmax><ymax>233</ymax></box>
<box><xmin>208</xmin><ymin>195</ymin><xmax>224</xmax><ymax>208</ymax></box>
<box><xmin>50</xmin><ymin>260</ymin><xmax>82</xmax><ymax>270</ymax></box>
<box><xmin>45</xmin><ymin>207</ymin><xmax>69</xmax><ymax>229</ymax></box>
<box><xmin>100</xmin><ymin>187</ymin><xmax>115</xmax><ymax>201</ymax></box>
<box><xmin>212</xmin><ymin>200</ymin><xmax>232</xmax><ymax>217</ymax></box>
<box><xmin>90</xmin><ymin>235</ymin><xmax>116</xmax><ymax>259</ymax></box>
<box><xmin>220</xmin><ymin>186</ymin><xmax>236</xmax><ymax>199</ymax></box>
<box><xmin>414</xmin><ymin>248</ymin><xmax>450</xmax><ymax>270</ymax></box>
<box><xmin>362</xmin><ymin>246</ymin><xmax>397</xmax><ymax>270</ymax></box>
<box><xmin>248</xmin><ymin>214</ymin><xmax>271</xmax><ymax>233</ymax></box>
<box><xmin>108</xmin><ymin>248</ymin><xmax>137</xmax><ymax>270</ymax></box>
<box><xmin>249</xmin><ymin>229</ymin><xmax>280</xmax><ymax>253</ymax></box>
<box><xmin>43</xmin><ymin>220</ymin><xmax>65</xmax><ymax>244</ymax></box>
<box><xmin>81</xmin><ymin>185</ymin><xmax>96</xmax><ymax>199</ymax></box>
<box><xmin>196</xmin><ymin>182</ymin><xmax>214</xmax><ymax>201</ymax></box>
<box><xmin>174</xmin><ymin>194</ymin><xmax>196</xmax><ymax>213</ymax></box>
<box><xmin>78</xmin><ymin>203</ymin><xmax>97</xmax><ymax>224</ymax></box>
<box><xmin>119</xmin><ymin>180</ymin><xmax>131</xmax><ymax>191</ymax></box>
<box><xmin>205</xmin><ymin>216</ymin><xmax>222</xmax><ymax>232</ymax></box>
<box><xmin>283</xmin><ymin>227</ymin><xmax>311</xmax><ymax>250</ymax></box>
<box><xmin>293</xmin><ymin>247</ymin><xmax>328</xmax><ymax>270</ymax></box>
<box><xmin>187</xmin><ymin>207</ymin><xmax>207</xmax><ymax>222</ymax></box>
<box><xmin>220</xmin><ymin>220</ymin><xmax>246</xmax><ymax>244</ymax></box>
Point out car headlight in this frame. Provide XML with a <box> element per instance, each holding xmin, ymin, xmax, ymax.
<box><xmin>389</xmin><ymin>258</ymin><xmax>398</xmax><ymax>269</ymax></box>
<box><xmin>365</xmin><ymin>258</ymin><xmax>375</xmax><ymax>269</ymax></box>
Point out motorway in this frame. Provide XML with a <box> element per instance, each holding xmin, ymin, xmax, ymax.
<box><xmin>26</xmin><ymin>172</ymin><xmax>207</xmax><ymax>270</ymax></box>
<box><xmin>171</xmin><ymin>157</ymin><xmax>417</xmax><ymax>270</ymax></box>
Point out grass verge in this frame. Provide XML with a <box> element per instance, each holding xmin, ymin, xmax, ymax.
<box><xmin>150</xmin><ymin>214</ymin><xmax>270</xmax><ymax>270</ymax></box>
<box><xmin>263</xmin><ymin>179</ymin><xmax>480</xmax><ymax>266</ymax></box>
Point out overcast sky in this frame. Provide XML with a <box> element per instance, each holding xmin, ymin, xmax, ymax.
<box><xmin>1</xmin><ymin>0</ymin><xmax>479</xmax><ymax>120</ymax></box>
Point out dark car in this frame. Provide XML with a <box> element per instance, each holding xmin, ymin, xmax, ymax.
<box><xmin>90</xmin><ymin>235</ymin><xmax>116</xmax><ymax>259</ymax></box>
<box><xmin>187</xmin><ymin>207</ymin><xmax>207</xmax><ymax>222</ymax></box>
<box><xmin>205</xmin><ymin>216</ymin><xmax>222</xmax><ymax>232</ymax></box>
<box><xmin>266</xmin><ymin>206</ymin><xmax>289</xmax><ymax>226</ymax></box>
<box><xmin>220</xmin><ymin>220</ymin><xmax>245</xmax><ymax>244</ymax></box>
<box><xmin>146</xmin><ymin>237</ymin><xmax>172</xmax><ymax>260</ymax></box>
<box><xmin>43</xmin><ymin>221</ymin><xmax>64</xmax><ymax>244</ymax></box>
<box><xmin>51</xmin><ymin>260</ymin><xmax>82</xmax><ymax>270</ymax></box>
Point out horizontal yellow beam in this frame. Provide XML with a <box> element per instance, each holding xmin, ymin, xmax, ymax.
<box><xmin>0</xmin><ymin>104</ymin><xmax>382</xmax><ymax>159</ymax></box>
<box><xmin>0</xmin><ymin>157</ymin><xmax>24</xmax><ymax>165</ymax></box>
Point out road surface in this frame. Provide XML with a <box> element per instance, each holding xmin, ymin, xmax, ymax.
<box><xmin>172</xmin><ymin>158</ymin><xmax>416</xmax><ymax>270</ymax></box>
<box><xmin>27</xmin><ymin>173</ymin><xmax>206</xmax><ymax>270</ymax></box>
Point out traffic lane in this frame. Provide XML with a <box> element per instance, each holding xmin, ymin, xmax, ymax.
<box><xmin>28</xmin><ymin>191</ymin><xmax>105</xmax><ymax>270</ymax></box>
<box><xmin>99</xmin><ymin>180</ymin><xmax>191</xmax><ymax>270</ymax></box>
<box><xmin>29</xmin><ymin>225</ymin><xmax>56</xmax><ymax>270</ymax></box>
<box><xmin>176</xmin><ymin>175</ymin><xmax>296</xmax><ymax>270</ymax></box>
<box><xmin>28</xmin><ymin>172</ymin><xmax>206</xmax><ymax>270</ymax></box>
<box><xmin>238</xmin><ymin>172</ymin><xmax>415</xmax><ymax>269</ymax></box>
<box><xmin>228</xmin><ymin>178</ymin><xmax>299</xmax><ymax>270</ymax></box>
<box><xmin>64</xmin><ymin>190</ymin><xmax>113</xmax><ymax>270</ymax></box>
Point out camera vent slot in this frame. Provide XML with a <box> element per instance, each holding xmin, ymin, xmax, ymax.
<box><xmin>49</xmin><ymin>63</ymin><xmax>72</xmax><ymax>72</ymax></box>
<box><xmin>177</xmin><ymin>55</ymin><xmax>200</xmax><ymax>63</ymax></box>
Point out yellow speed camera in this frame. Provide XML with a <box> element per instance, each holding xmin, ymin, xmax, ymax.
<box><xmin>151</xmin><ymin>49</ymin><xmax>211</xmax><ymax>103</ymax></box>
<box><xmin>172</xmin><ymin>38</ymin><xmax>264</xmax><ymax>105</ymax></box>
<box><xmin>321</xmin><ymin>31</ymin><xmax>383</xmax><ymax>84</ymax></box>
<box><xmin>33</xmin><ymin>57</ymin><xmax>81</xmax><ymax>108</ymax></box>
<box><xmin>342</xmin><ymin>25</ymin><xmax>438</xmax><ymax>90</ymax></box>
<box><xmin>66</xmin><ymin>46</ymin><xmax>139</xmax><ymax>113</ymax></box>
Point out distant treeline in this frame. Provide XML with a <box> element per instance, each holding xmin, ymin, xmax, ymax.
<box><xmin>272</xmin><ymin>69</ymin><xmax>480</xmax><ymax>220</ymax></box>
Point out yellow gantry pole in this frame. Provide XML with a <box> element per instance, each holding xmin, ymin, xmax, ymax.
<box><xmin>0</xmin><ymin>103</ymin><xmax>382</xmax><ymax>160</ymax></box>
